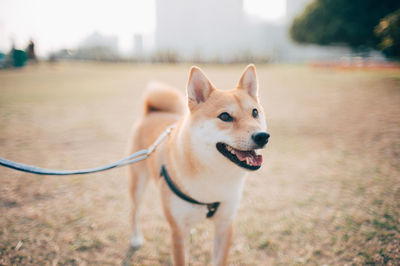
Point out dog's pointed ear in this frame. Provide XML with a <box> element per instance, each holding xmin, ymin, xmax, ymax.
<box><xmin>236</xmin><ymin>64</ymin><xmax>258</xmax><ymax>99</ymax></box>
<box><xmin>187</xmin><ymin>66</ymin><xmax>214</xmax><ymax>109</ymax></box>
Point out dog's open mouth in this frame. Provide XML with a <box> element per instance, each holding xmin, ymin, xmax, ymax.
<box><xmin>216</xmin><ymin>143</ymin><xmax>262</xmax><ymax>170</ymax></box>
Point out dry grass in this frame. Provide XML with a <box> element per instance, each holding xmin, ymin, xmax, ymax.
<box><xmin>0</xmin><ymin>62</ymin><xmax>399</xmax><ymax>265</ymax></box>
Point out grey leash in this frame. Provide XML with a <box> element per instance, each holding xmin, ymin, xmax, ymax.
<box><xmin>0</xmin><ymin>125</ymin><xmax>175</xmax><ymax>176</ymax></box>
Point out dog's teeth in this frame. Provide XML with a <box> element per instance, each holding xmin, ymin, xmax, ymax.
<box><xmin>227</xmin><ymin>146</ymin><xmax>235</xmax><ymax>154</ymax></box>
<box><xmin>246</xmin><ymin>158</ymin><xmax>250</xmax><ymax>165</ymax></box>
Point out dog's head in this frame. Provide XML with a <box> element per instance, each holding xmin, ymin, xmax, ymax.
<box><xmin>186</xmin><ymin>65</ymin><xmax>269</xmax><ymax>171</ymax></box>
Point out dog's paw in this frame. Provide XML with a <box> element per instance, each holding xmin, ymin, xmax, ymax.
<box><xmin>130</xmin><ymin>234</ymin><xmax>144</xmax><ymax>249</ymax></box>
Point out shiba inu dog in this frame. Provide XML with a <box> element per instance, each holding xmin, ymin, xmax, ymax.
<box><xmin>128</xmin><ymin>64</ymin><xmax>269</xmax><ymax>265</ymax></box>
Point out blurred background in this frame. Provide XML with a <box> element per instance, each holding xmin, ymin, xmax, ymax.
<box><xmin>1</xmin><ymin>0</ymin><xmax>399</xmax><ymax>66</ymax></box>
<box><xmin>0</xmin><ymin>0</ymin><xmax>399</xmax><ymax>265</ymax></box>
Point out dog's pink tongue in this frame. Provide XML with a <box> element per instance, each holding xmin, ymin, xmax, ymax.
<box><xmin>235</xmin><ymin>150</ymin><xmax>263</xmax><ymax>166</ymax></box>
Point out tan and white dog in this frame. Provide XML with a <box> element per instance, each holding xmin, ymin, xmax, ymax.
<box><xmin>128</xmin><ymin>64</ymin><xmax>269</xmax><ymax>265</ymax></box>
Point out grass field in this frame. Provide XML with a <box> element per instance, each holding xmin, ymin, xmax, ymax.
<box><xmin>0</xmin><ymin>62</ymin><xmax>399</xmax><ymax>265</ymax></box>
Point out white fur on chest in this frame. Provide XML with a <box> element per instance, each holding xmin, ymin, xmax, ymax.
<box><xmin>182</xmin><ymin>170</ymin><xmax>246</xmax><ymax>203</ymax></box>
<box><xmin>167</xmin><ymin>163</ymin><xmax>247</xmax><ymax>230</ymax></box>
<box><xmin>168</xmin><ymin>175</ymin><xmax>245</xmax><ymax>229</ymax></box>
<box><xmin>167</xmin><ymin>116</ymin><xmax>249</xmax><ymax>227</ymax></box>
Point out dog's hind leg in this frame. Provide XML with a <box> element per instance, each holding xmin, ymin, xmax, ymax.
<box><xmin>129</xmin><ymin>161</ymin><xmax>149</xmax><ymax>249</ymax></box>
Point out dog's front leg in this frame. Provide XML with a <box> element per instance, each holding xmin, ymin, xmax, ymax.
<box><xmin>213</xmin><ymin>221</ymin><xmax>233</xmax><ymax>266</ymax></box>
<box><xmin>170</xmin><ymin>224</ymin><xmax>190</xmax><ymax>266</ymax></box>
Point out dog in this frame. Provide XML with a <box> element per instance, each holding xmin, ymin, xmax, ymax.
<box><xmin>128</xmin><ymin>64</ymin><xmax>269</xmax><ymax>265</ymax></box>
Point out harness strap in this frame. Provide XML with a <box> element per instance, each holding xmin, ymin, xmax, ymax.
<box><xmin>160</xmin><ymin>164</ymin><xmax>220</xmax><ymax>218</ymax></box>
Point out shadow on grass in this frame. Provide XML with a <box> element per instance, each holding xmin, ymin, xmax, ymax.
<box><xmin>121</xmin><ymin>246</ymin><xmax>140</xmax><ymax>266</ymax></box>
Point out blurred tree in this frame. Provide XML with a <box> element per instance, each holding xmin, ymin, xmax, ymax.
<box><xmin>290</xmin><ymin>0</ymin><xmax>400</xmax><ymax>55</ymax></box>
<box><xmin>26</xmin><ymin>39</ymin><xmax>38</xmax><ymax>62</ymax></box>
<box><xmin>375</xmin><ymin>9</ymin><xmax>400</xmax><ymax>58</ymax></box>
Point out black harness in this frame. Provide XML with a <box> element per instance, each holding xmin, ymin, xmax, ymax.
<box><xmin>160</xmin><ymin>164</ymin><xmax>220</xmax><ymax>218</ymax></box>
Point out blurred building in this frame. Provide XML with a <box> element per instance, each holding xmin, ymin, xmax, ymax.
<box><xmin>153</xmin><ymin>0</ymin><xmax>385</xmax><ymax>63</ymax></box>
<box><xmin>76</xmin><ymin>32</ymin><xmax>119</xmax><ymax>61</ymax></box>
<box><xmin>79</xmin><ymin>32</ymin><xmax>119</xmax><ymax>52</ymax></box>
<box><xmin>155</xmin><ymin>0</ymin><xmax>272</xmax><ymax>62</ymax></box>
<box><xmin>133</xmin><ymin>34</ymin><xmax>144</xmax><ymax>55</ymax></box>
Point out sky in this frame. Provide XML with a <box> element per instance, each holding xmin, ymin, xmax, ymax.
<box><xmin>0</xmin><ymin>0</ymin><xmax>286</xmax><ymax>56</ymax></box>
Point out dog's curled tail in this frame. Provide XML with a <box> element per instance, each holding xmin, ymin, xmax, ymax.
<box><xmin>143</xmin><ymin>81</ymin><xmax>185</xmax><ymax>116</ymax></box>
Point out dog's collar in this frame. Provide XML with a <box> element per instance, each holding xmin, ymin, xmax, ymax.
<box><xmin>160</xmin><ymin>164</ymin><xmax>220</xmax><ymax>218</ymax></box>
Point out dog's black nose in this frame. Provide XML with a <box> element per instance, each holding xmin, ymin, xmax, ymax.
<box><xmin>252</xmin><ymin>132</ymin><xmax>270</xmax><ymax>147</ymax></box>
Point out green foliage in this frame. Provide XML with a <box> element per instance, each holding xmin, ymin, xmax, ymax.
<box><xmin>290</xmin><ymin>0</ymin><xmax>400</xmax><ymax>51</ymax></box>
<box><xmin>375</xmin><ymin>9</ymin><xmax>400</xmax><ymax>58</ymax></box>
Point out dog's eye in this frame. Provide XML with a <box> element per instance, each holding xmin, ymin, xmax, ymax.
<box><xmin>252</xmin><ymin>108</ymin><xmax>259</xmax><ymax>118</ymax></box>
<box><xmin>218</xmin><ymin>112</ymin><xmax>234</xmax><ymax>122</ymax></box>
